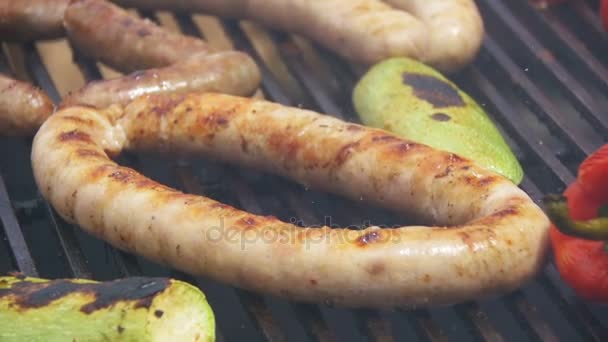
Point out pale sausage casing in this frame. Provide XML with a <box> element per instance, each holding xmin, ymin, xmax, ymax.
<box><xmin>31</xmin><ymin>93</ymin><xmax>549</xmax><ymax>308</ymax></box>
<box><xmin>0</xmin><ymin>74</ymin><xmax>54</xmax><ymax>136</ymax></box>
<box><xmin>112</xmin><ymin>0</ymin><xmax>483</xmax><ymax>72</ymax></box>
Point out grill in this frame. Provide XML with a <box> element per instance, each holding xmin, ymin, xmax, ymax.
<box><xmin>1</xmin><ymin>0</ymin><xmax>607</xmax><ymax>341</ymax></box>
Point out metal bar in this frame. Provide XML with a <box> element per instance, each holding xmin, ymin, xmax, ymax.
<box><xmin>465</xmin><ymin>67</ymin><xmax>575</xmax><ymax>185</ymax></box>
<box><xmin>481</xmin><ymin>0</ymin><xmax>608</xmax><ymax>132</ymax></box>
<box><xmin>353</xmin><ymin>310</ymin><xmax>395</xmax><ymax>342</ymax></box>
<box><xmin>573</xmin><ymin>1</ymin><xmax>607</xmax><ymax>37</ymax></box>
<box><xmin>517</xmin><ymin>0</ymin><xmax>608</xmax><ymax>92</ymax></box>
<box><xmin>454</xmin><ymin>303</ymin><xmax>505</xmax><ymax>342</ymax></box>
<box><xmin>42</xmin><ymin>203</ymin><xmax>92</xmax><ymax>279</ymax></box>
<box><xmin>21</xmin><ymin>42</ymin><xmax>61</xmax><ymax>104</ymax></box>
<box><xmin>482</xmin><ymin>35</ymin><xmax>604</xmax><ymax>154</ymax></box>
<box><xmin>503</xmin><ymin>291</ymin><xmax>557</xmax><ymax>342</ymax></box>
<box><xmin>0</xmin><ymin>173</ymin><xmax>38</xmax><ymax>276</ymax></box>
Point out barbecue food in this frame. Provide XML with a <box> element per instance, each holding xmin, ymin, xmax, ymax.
<box><xmin>0</xmin><ymin>74</ymin><xmax>54</xmax><ymax>136</ymax></box>
<box><xmin>353</xmin><ymin>57</ymin><xmax>523</xmax><ymax>184</ymax></box>
<box><xmin>0</xmin><ymin>0</ymin><xmax>68</xmax><ymax>41</ymax></box>
<box><xmin>111</xmin><ymin>0</ymin><xmax>484</xmax><ymax>72</ymax></box>
<box><xmin>0</xmin><ymin>0</ymin><xmax>483</xmax><ymax>71</ymax></box>
<box><xmin>31</xmin><ymin>92</ymin><xmax>550</xmax><ymax>308</ymax></box>
<box><xmin>0</xmin><ymin>0</ymin><xmax>260</xmax><ymax>135</ymax></box>
<box><xmin>0</xmin><ymin>275</ymin><xmax>215</xmax><ymax>341</ymax></box>
<box><xmin>62</xmin><ymin>0</ymin><xmax>260</xmax><ymax>108</ymax></box>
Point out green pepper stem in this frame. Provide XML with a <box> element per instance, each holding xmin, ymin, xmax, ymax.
<box><xmin>543</xmin><ymin>194</ymin><xmax>608</xmax><ymax>240</ymax></box>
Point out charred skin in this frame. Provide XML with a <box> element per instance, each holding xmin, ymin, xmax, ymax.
<box><xmin>32</xmin><ymin>92</ymin><xmax>550</xmax><ymax>308</ymax></box>
<box><xmin>0</xmin><ymin>74</ymin><xmax>54</xmax><ymax>136</ymax></box>
<box><xmin>62</xmin><ymin>0</ymin><xmax>260</xmax><ymax>108</ymax></box>
<box><xmin>64</xmin><ymin>0</ymin><xmax>214</xmax><ymax>73</ymax></box>
<box><xmin>0</xmin><ymin>275</ymin><xmax>215</xmax><ymax>342</ymax></box>
<box><xmin>0</xmin><ymin>0</ymin><xmax>69</xmax><ymax>41</ymax></box>
<box><xmin>111</xmin><ymin>0</ymin><xmax>483</xmax><ymax>72</ymax></box>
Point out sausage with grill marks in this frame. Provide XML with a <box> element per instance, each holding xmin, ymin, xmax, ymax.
<box><xmin>61</xmin><ymin>0</ymin><xmax>260</xmax><ymax>108</ymax></box>
<box><xmin>0</xmin><ymin>74</ymin><xmax>54</xmax><ymax>136</ymax></box>
<box><xmin>111</xmin><ymin>0</ymin><xmax>483</xmax><ymax>72</ymax></box>
<box><xmin>0</xmin><ymin>0</ymin><xmax>69</xmax><ymax>41</ymax></box>
<box><xmin>32</xmin><ymin>92</ymin><xmax>550</xmax><ymax>308</ymax></box>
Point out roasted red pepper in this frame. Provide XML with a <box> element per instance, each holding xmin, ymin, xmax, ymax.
<box><xmin>543</xmin><ymin>144</ymin><xmax>608</xmax><ymax>303</ymax></box>
<box><xmin>601</xmin><ymin>0</ymin><xmax>608</xmax><ymax>31</ymax></box>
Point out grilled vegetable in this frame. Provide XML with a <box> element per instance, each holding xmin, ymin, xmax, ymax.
<box><xmin>0</xmin><ymin>275</ymin><xmax>215</xmax><ymax>341</ymax></box>
<box><xmin>353</xmin><ymin>57</ymin><xmax>523</xmax><ymax>184</ymax></box>
<box><xmin>578</xmin><ymin>144</ymin><xmax>608</xmax><ymax>202</ymax></box>
<box><xmin>601</xmin><ymin>0</ymin><xmax>608</xmax><ymax>31</ymax></box>
<box><xmin>543</xmin><ymin>144</ymin><xmax>608</xmax><ymax>304</ymax></box>
<box><xmin>545</xmin><ymin>194</ymin><xmax>608</xmax><ymax>240</ymax></box>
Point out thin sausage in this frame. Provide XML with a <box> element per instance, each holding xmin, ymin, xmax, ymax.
<box><xmin>32</xmin><ymin>92</ymin><xmax>550</xmax><ymax>307</ymax></box>
<box><xmin>112</xmin><ymin>0</ymin><xmax>430</xmax><ymax>69</ymax></box>
<box><xmin>64</xmin><ymin>0</ymin><xmax>215</xmax><ymax>73</ymax></box>
<box><xmin>0</xmin><ymin>0</ymin><xmax>69</xmax><ymax>41</ymax></box>
<box><xmin>383</xmin><ymin>0</ymin><xmax>484</xmax><ymax>71</ymax></box>
<box><xmin>0</xmin><ymin>74</ymin><xmax>54</xmax><ymax>136</ymax></box>
<box><xmin>111</xmin><ymin>0</ymin><xmax>483</xmax><ymax>72</ymax></box>
<box><xmin>62</xmin><ymin>0</ymin><xmax>260</xmax><ymax>107</ymax></box>
<box><xmin>62</xmin><ymin>52</ymin><xmax>261</xmax><ymax>109</ymax></box>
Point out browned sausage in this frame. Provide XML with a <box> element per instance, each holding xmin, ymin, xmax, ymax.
<box><xmin>61</xmin><ymin>0</ymin><xmax>260</xmax><ymax>108</ymax></box>
<box><xmin>32</xmin><ymin>92</ymin><xmax>550</xmax><ymax>308</ymax></box>
<box><xmin>64</xmin><ymin>0</ymin><xmax>215</xmax><ymax>73</ymax></box>
<box><xmin>0</xmin><ymin>74</ymin><xmax>54</xmax><ymax>136</ymax></box>
<box><xmin>62</xmin><ymin>51</ymin><xmax>261</xmax><ymax>109</ymax></box>
<box><xmin>111</xmin><ymin>0</ymin><xmax>483</xmax><ymax>72</ymax></box>
<box><xmin>0</xmin><ymin>0</ymin><xmax>69</xmax><ymax>42</ymax></box>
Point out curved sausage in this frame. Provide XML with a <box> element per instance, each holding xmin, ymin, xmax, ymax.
<box><xmin>112</xmin><ymin>0</ymin><xmax>430</xmax><ymax>70</ymax></box>
<box><xmin>383</xmin><ymin>0</ymin><xmax>484</xmax><ymax>71</ymax></box>
<box><xmin>0</xmin><ymin>74</ymin><xmax>54</xmax><ymax>136</ymax></box>
<box><xmin>62</xmin><ymin>0</ymin><xmax>260</xmax><ymax>107</ymax></box>
<box><xmin>111</xmin><ymin>0</ymin><xmax>483</xmax><ymax>72</ymax></box>
<box><xmin>0</xmin><ymin>0</ymin><xmax>69</xmax><ymax>42</ymax></box>
<box><xmin>32</xmin><ymin>92</ymin><xmax>550</xmax><ymax>308</ymax></box>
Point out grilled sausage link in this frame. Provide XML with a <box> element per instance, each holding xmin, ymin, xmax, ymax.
<box><xmin>61</xmin><ymin>52</ymin><xmax>261</xmax><ymax>109</ymax></box>
<box><xmin>0</xmin><ymin>74</ymin><xmax>54</xmax><ymax>136</ymax></box>
<box><xmin>32</xmin><ymin>92</ymin><xmax>550</xmax><ymax>308</ymax></box>
<box><xmin>62</xmin><ymin>0</ymin><xmax>260</xmax><ymax>108</ymax></box>
<box><xmin>383</xmin><ymin>0</ymin><xmax>484</xmax><ymax>71</ymax></box>
<box><xmin>111</xmin><ymin>0</ymin><xmax>483</xmax><ymax>72</ymax></box>
<box><xmin>0</xmin><ymin>0</ymin><xmax>69</xmax><ymax>41</ymax></box>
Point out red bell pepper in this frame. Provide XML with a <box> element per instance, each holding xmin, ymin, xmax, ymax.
<box><xmin>602</xmin><ymin>0</ymin><xmax>608</xmax><ymax>31</ymax></box>
<box><xmin>544</xmin><ymin>144</ymin><xmax>608</xmax><ymax>303</ymax></box>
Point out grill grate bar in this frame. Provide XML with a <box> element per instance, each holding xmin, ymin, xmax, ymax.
<box><xmin>573</xmin><ymin>1</ymin><xmax>606</xmax><ymax>37</ymax></box>
<box><xmin>42</xmin><ymin>202</ymin><xmax>92</xmax><ymax>279</ymax></box>
<box><xmin>454</xmin><ymin>303</ymin><xmax>505</xmax><ymax>342</ymax></box>
<box><xmin>22</xmin><ymin>42</ymin><xmax>61</xmax><ymax>104</ymax></box>
<box><xmin>401</xmin><ymin>309</ymin><xmax>449</xmax><ymax>342</ymax></box>
<box><xmin>481</xmin><ymin>1</ymin><xmax>608</xmax><ymax>132</ymax></box>
<box><xmin>0</xmin><ymin>173</ymin><xmax>38</xmax><ymax>276</ymax></box>
<box><xmin>503</xmin><ymin>292</ymin><xmax>557</xmax><ymax>342</ymax></box>
<box><xmin>465</xmin><ymin>67</ymin><xmax>575</xmax><ymax>185</ymax></box>
<box><xmin>354</xmin><ymin>310</ymin><xmax>396</xmax><ymax>342</ymax></box>
<box><xmin>482</xmin><ymin>36</ymin><xmax>602</xmax><ymax>154</ymax></box>
<box><xmin>520</xmin><ymin>1</ymin><xmax>608</xmax><ymax>92</ymax></box>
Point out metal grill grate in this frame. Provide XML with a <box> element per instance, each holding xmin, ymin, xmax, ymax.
<box><xmin>1</xmin><ymin>1</ymin><xmax>607</xmax><ymax>341</ymax></box>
